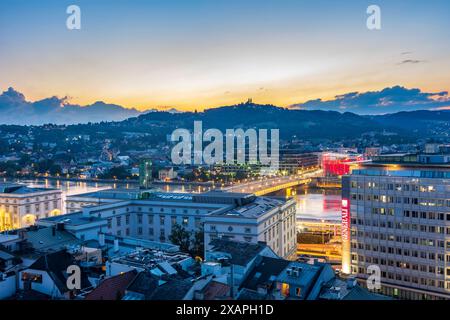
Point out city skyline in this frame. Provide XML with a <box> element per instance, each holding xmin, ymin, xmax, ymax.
<box><xmin>1</xmin><ymin>0</ymin><xmax>450</xmax><ymax>111</ymax></box>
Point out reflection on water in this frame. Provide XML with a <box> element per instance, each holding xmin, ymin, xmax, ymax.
<box><xmin>273</xmin><ymin>187</ymin><xmax>341</xmax><ymax>221</ymax></box>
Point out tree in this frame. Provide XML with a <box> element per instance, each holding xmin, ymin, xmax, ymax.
<box><xmin>191</xmin><ymin>225</ymin><xmax>204</xmax><ymax>259</ymax></box>
<box><xmin>168</xmin><ymin>224</ymin><xmax>191</xmax><ymax>253</ymax></box>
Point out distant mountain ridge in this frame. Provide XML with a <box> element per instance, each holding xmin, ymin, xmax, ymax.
<box><xmin>1</xmin><ymin>88</ymin><xmax>449</xmax><ymax>141</ymax></box>
<box><xmin>0</xmin><ymin>87</ymin><xmax>141</xmax><ymax>125</ymax></box>
<box><xmin>120</xmin><ymin>100</ymin><xmax>450</xmax><ymax>139</ymax></box>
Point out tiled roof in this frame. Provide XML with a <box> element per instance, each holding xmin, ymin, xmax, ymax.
<box><xmin>85</xmin><ymin>270</ymin><xmax>138</xmax><ymax>300</ymax></box>
<box><xmin>201</xmin><ymin>281</ymin><xmax>230</xmax><ymax>300</ymax></box>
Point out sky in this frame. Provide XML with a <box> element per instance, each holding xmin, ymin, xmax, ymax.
<box><xmin>1</xmin><ymin>0</ymin><xmax>450</xmax><ymax>111</ymax></box>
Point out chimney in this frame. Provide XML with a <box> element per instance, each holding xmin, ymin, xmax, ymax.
<box><xmin>113</xmin><ymin>238</ymin><xmax>120</xmax><ymax>252</ymax></box>
<box><xmin>99</xmin><ymin>233</ymin><xmax>105</xmax><ymax>246</ymax></box>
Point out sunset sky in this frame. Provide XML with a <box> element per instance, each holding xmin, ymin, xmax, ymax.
<box><xmin>1</xmin><ymin>0</ymin><xmax>449</xmax><ymax>111</ymax></box>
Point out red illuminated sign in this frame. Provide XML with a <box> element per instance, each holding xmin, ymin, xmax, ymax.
<box><xmin>341</xmin><ymin>198</ymin><xmax>350</xmax><ymax>241</ymax></box>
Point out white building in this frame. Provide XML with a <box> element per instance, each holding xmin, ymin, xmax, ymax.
<box><xmin>0</xmin><ymin>183</ymin><xmax>62</xmax><ymax>231</ymax></box>
<box><xmin>203</xmin><ymin>194</ymin><xmax>297</xmax><ymax>259</ymax></box>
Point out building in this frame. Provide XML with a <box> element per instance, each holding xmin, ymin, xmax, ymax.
<box><xmin>18</xmin><ymin>250</ymin><xmax>92</xmax><ymax>299</ymax></box>
<box><xmin>203</xmin><ymin>239</ymin><xmax>386</xmax><ymax>300</ymax></box>
<box><xmin>279</xmin><ymin>151</ymin><xmax>319</xmax><ymax>174</ymax></box>
<box><xmin>203</xmin><ymin>239</ymin><xmax>279</xmax><ymax>296</ymax></box>
<box><xmin>106</xmin><ymin>248</ymin><xmax>194</xmax><ymax>277</ymax></box>
<box><xmin>158</xmin><ymin>167</ymin><xmax>177</xmax><ymax>181</ymax></box>
<box><xmin>139</xmin><ymin>159</ymin><xmax>153</xmax><ymax>189</ymax></box>
<box><xmin>65</xmin><ymin>188</ymin><xmax>143</xmax><ymax>213</ymax></box>
<box><xmin>203</xmin><ymin>193</ymin><xmax>297</xmax><ymax>259</ymax></box>
<box><xmin>0</xmin><ymin>183</ymin><xmax>62</xmax><ymax>231</ymax></box>
<box><xmin>342</xmin><ymin>153</ymin><xmax>450</xmax><ymax>300</ymax></box>
<box><xmin>40</xmin><ymin>190</ymin><xmax>297</xmax><ymax>260</ymax></box>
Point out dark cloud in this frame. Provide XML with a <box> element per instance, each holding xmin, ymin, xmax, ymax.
<box><xmin>290</xmin><ymin>86</ymin><xmax>450</xmax><ymax>115</ymax></box>
<box><xmin>398</xmin><ymin>59</ymin><xmax>426</xmax><ymax>65</ymax></box>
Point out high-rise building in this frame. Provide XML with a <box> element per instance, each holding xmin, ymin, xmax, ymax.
<box><xmin>342</xmin><ymin>153</ymin><xmax>450</xmax><ymax>300</ymax></box>
<box><xmin>139</xmin><ymin>159</ymin><xmax>152</xmax><ymax>189</ymax></box>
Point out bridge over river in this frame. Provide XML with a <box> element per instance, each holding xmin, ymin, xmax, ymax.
<box><xmin>222</xmin><ymin>169</ymin><xmax>323</xmax><ymax>196</ymax></box>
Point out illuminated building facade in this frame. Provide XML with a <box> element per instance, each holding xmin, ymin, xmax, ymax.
<box><xmin>342</xmin><ymin>154</ymin><xmax>450</xmax><ymax>299</ymax></box>
<box><xmin>0</xmin><ymin>183</ymin><xmax>62</xmax><ymax>231</ymax></box>
<box><xmin>322</xmin><ymin>153</ymin><xmax>365</xmax><ymax>177</ymax></box>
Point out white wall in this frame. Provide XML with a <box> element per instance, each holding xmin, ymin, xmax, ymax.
<box><xmin>19</xmin><ymin>269</ymin><xmax>63</xmax><ymax>298</ymax></box>
<box><xmin>0</xmin><ymin>275</ymin><xmax>16</xmax><ymax>299</ymax></box>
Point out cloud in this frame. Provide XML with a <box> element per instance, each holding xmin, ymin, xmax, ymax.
<box><xmin>290</xmin><ymin>86</ymin><xmax>450</xmax><ymax>114</ymax></box>
<box><xmin>398</xmin><ymin>59</ymin><xmax>426</xmax><ymax>65</ymax></box>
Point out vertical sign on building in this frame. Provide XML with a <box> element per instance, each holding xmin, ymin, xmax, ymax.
<box><xmin>341</xmin><ymin>198</ymin><xmax>351</xmax><ymax>274</ymax></box>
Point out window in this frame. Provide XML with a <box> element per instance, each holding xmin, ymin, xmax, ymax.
<box><xmin>22</xmin><ymin>272</ymin><xmax>43</xmax><ymax>284</ymax></box>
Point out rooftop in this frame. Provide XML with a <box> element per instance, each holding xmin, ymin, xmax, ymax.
<box><xmin>208</xmin><ymin>239</ymin><xmax>270</xmax><ymax>266</ymax></box>
<box><xmin>276</xmin><ymin>261</ymin><xmax>322</xmax><ymax>288</ymax></box>
<box><xmin>85</xmin><ymin>270</ymin><xmax>138</xmax><ymax>300</ymax></box>
<box><xmin>240</xmin><ymin>256</ymin><xmax>290</xmax><ymax>292</ymax></box>
<box><xmin>110</xmin><ymin>248</ymin><xmax>192</xmax><ymax>271</ymax></box>
<box><xmin>0</xmin><ymin>183</ymin><xmax>58</xmax><ymax>195</ymax></box>
<box><xmin>23</xmin><ymin>226</ymin><xmax>82</xmax><ymax>253</ymax></box>
<box><xmin>125</xmin><ymin>271</ymin><xmax>194</xmax><ymax>300</ymax></box>
<box><xmin>71</xmin><ymin>188</ymin><xmax>142</xmax><ymax>200</ymax></box>
<box><xmin>216</xmin><ymin>196</ymin><xmax>286</xmax><ymax>218</ymax></box>
<box><xmin>38</xmin><ymin>212</ymin><xmax>104</xmax><ymax>227</ymax></box>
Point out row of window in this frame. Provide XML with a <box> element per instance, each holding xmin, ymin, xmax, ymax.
<box><xmin>351</xmin><ymin>232</ymin><xmax>447</xmax><ymax>248</ymax></box>
<box><xmin>351</xmin><ymin>193</ymin><xmax>450</xmax><ymax>207</ymax></box>
<box><xmin>108</xmin><ymin>214</ymin><xmax>201</xmax><ymax>229</ymax></box>
<box><xmin>352</xmin><ymin>266</ymin><xmax>448</xmax><ymax>290</ymax></box>
<box><xmin>351</xmin><ymin>181</ymin><xmax>448</xmax><ymax>193</ymax></box>
<box><xmin>351</xmin><ymin>219</ymin><xmax>450</xmax><ymax>235</ymax></box>
<box><xmin>351</xmin><ymin>244</ymin><xmax>448</xmax><ymax>261</ymax></box>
